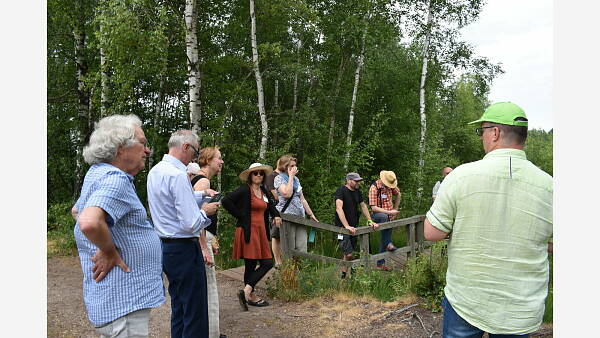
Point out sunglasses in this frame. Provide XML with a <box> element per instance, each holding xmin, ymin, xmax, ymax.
<box><xmin>475</xmin><ymin>126</ymin><xmax>496</xmax><ymax>136</ymax></box>
<box><xmin>252</xmin><ymin>171</ymin><xmax>265</xmax><ymax>177</ymax></box>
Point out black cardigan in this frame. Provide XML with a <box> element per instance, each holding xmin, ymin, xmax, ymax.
<box><xmin>221</xmin><ymin>183</ymin><xmax>280</xmax><ymax>243</ymax></box>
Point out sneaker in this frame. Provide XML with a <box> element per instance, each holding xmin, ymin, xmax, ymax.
<box><xmin>376</xmin><ymin>264</ymin><xmax>392</xmax><ymax>271</ymax></box>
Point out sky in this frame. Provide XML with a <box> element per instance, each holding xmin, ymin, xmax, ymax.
<box><xmin>460</xmin><ymin>0</ymin><xmax>553</xmax><ymax>131</ymax></box>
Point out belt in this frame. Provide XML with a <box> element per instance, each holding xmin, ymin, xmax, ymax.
<box><xmin>160</xmin><ymin>237</ymin><xmax>198</xmax><ymax>243</ymax></box>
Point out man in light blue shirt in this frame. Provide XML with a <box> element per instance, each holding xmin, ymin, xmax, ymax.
<box><xmin>73</xmin><ymin>114</ymin><xmax>165</xmax><ymax>336</ymax></box>
<box><xmin>147</xmin><ymin>130</ymin><xmax>219</xmax><ymax>338</ymax></box>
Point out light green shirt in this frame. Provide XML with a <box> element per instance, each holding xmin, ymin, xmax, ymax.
<box><xmin>427</xmin><ymin>148</ymin><xmax>553</xmax><ymax>334</ymax></box>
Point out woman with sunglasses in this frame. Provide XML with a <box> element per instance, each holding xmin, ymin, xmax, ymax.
<box><xmin>221</xmin><ymin>163</ymin><xmax>281</xmax><ymax>310</ymax></box>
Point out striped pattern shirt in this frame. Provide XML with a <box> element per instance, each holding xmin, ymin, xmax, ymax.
<box><xmin>427</xmin><ymin>148</ymin><xmax>553</xmax><ymax>334</ymax></box>
<box><xmin>74</xmin><ymin>163</ymin><xmax>165</xmax><ymax>326</ymax></box>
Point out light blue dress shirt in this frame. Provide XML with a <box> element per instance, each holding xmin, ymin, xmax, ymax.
<box><xmin>147</xmin><ymin>154</ymin><xmax>211</xmax><ymax>238</ymax></box>
<box><xmin>74</xmin><ymin>163</ymin><xmax>165</xmax><ymax>326</ymax></box>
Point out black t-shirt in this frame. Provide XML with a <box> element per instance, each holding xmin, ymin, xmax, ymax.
<box><xmin>334</xmin><ymin>185</ymin><xmax>363</xmax><ymax>228</ymax></box>
<box><xmin>192</xmin><ymin>174</ymin><xmax>218</xmax><ymax>235</ymax></box>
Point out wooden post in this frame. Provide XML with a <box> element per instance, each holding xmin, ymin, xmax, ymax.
<box><xmin>416</xmin><ymin>220</ymin><xmax>424</xmax><ymax>252</ymax></box>
<box><xmin>359</xmin><ymin>233</ymin><xmax>370</xmax><ymax>272</ymax></box>
<box><xmin>280</xmin><ymin>220</ymin><xmax>290</xmax><ymax>259</ymax></box>
<box><xmin>408</xmin><ymin>223</ymin><xmax>416</xmax><ymax>258</ymax></box>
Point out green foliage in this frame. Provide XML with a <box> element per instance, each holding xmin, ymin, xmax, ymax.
<box><xmin>47</xmin><ymin>202</ymin><xmax>77</xmax><ymax>256</ymax></box>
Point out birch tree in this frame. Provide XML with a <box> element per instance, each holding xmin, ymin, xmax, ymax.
<box><xmin>250</xmin><ymin>0</ymin><xmax>268</xmax><ymax>160</ymax></box>
<box><xmin>185</xmin><ymin>0</ymin><xmax>201</xmax><ymax>135</ymax></box>
<box><xmin>414</xmin><ymin>0</ymin><xmax>433</xmax><ymax>210</ymax></box>
<box><xmin>72</xmin><ymin>0</ymin><xmax>92</xmax><ymax>199</ymax></box>
<box><xmin>343</xmin><ymin>12</ymin><xmax>371</xmax><ymax>170</ymax></box>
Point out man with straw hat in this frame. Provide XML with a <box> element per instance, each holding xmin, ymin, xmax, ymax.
<box><xmin>424</xmin><ymin>102</ymin><xmax>553</xmax><ymax>336</ymax></box>
<box><xmin>368</xmin><ymin>170</ymin><xmax>401</xmax><ymax>271</ymax></box>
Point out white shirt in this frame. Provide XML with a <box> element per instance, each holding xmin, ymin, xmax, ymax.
<box><xmin>147</xmin><ymin>154</ymin><xmax>211</xmax><ymax>238</ymax></box>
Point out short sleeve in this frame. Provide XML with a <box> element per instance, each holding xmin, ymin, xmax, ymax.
<box><xmin>368</xmin><ymin>185</ymin><xmax>378</xmax><ymax>206</ymax></box>
<box><xmin>273</xmin><ymin>175</ymin><xmax>283</xmax><ymax>189</ymax></box>
<box><xmin>426</xmin><ymin>177</ymin><xmax>457</xmax><ymax>233</ymax></box>
<box><xmin>334</xmin><ymin>186</ymin><xmax>344</xmax><ymax>201</ymax></box>
<box><xmin>84</xmin><ymin>173</ymin><xmax>132</xmax><ymax>227</ymax></box>
<box><xmin>392</xmin><ymin>187</ymin><xmax>400</xmax><ymax>196</ymax></box>
<box><xmin>357</xmin><ymin>188</ymin><xmax>364</xmax><ymax>203</ymax></box>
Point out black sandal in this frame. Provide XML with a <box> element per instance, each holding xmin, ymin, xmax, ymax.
<box><xmin>247</xmin><ymin>299</ymin><xmax>269</xmax><ymax>307</ymax></box>
<box><xmin>237</xmin><ymin>290</ymin><xmax>248</xmax><ymax>311</ymax></box>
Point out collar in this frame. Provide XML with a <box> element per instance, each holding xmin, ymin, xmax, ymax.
<box><xmin>98</xmin><ymin>162</ymin><xmax>135</xmax><ymax>182</ymax></box>
<box><xmin>163</xmin><ymin>154</ymin><xmax>187</xmax><ymax>172</ymax></box>
<box><xmin>483</xmin><ymin>148</ymin><xmax>527</xmax><ymax>160</ymax></box>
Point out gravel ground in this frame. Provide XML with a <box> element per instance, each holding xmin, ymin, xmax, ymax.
<box><xmin>47</xmin><ymin>256</ymin><xmax>553</xmax><ymax>337</ymax></box>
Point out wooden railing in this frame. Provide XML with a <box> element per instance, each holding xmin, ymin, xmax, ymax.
<box><xmin>279</xmin><ymin>214</ymin><xmax>429</xmax><ymax>271</ymax></box>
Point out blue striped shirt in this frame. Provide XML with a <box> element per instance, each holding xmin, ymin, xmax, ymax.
<box><xmin>74</xmin><ymin>163</ymin><xmax>165</xmax><ymax>326</ymax></box>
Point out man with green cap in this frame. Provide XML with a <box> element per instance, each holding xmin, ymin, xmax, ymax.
<box><xmin>424</xmin><ymin>102</ymin><xmax>553</xmax><ymax>337</ymax></box>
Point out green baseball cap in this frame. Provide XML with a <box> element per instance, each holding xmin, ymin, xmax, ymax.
<box><xmin>468</xmin><ymin>102</ymin><xmax>528</xmax><ymax>127</ymax></box>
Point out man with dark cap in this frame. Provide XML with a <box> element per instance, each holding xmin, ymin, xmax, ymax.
<box><xmin>334</xmin><ymin>172</ymin><xmax>379</xmax><ymax>279</ymax></box>
<box><xmin>424</xmin><ymin>102</ymin><xmax>553</xmax><ymax>337</ymax></box>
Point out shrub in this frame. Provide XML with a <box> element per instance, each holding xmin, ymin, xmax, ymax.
<box><xmin>47</xmin><ymin>201</ymin><xmax>77</xmax><ymax>256</ymax></box>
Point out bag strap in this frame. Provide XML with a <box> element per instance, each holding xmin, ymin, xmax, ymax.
<box><xmin>281</xmin><ymin>188</ymin><xmax>295</xmax><ymax>213</ymax></box>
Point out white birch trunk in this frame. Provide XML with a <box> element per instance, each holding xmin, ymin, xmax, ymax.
<box><xmin>306</xmin><ymin>75</ymin><xmax>315</xmax><ymax>107</ymax></box>
<box><xmin>100</xmin><ymin>47</ymin><xmax>109</xmax><ymax>117</ymax></box>
<box><xmin>343</xmin><ymin>18</ymin><xmax>369</xmax><ymax>170</ymax></box>
<box><xmin>415</xmin><ymin>0</ymin><xmax>433</xmax><ymax>211</ymax></box>
<box><xmin>73</xmin><ymin>21</ymin><xmax>90</xmax><ymax>199</ymax></box>
<box><xmin>250</xmin><ymin>0</ymin><xmax>268</xmax><ymax>160</ymax></box>
<box><xmin>185</xmin><ymin>0</ymin><xmax>201</xmax><ymax>135</ymax></box>
<box><xmin>293</xmin><ymin>40</ymin><xmax>301</xmax><ymax>113</ymax></box>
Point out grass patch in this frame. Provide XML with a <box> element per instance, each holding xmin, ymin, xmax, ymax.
<box><xmin>47</xmin><ymin>202</ymin><xmax>77</xmax><ymax>257</ymax></box>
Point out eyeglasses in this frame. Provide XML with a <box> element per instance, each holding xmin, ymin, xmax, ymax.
<box><xmin>475</xmin><ymin>126</ymin><xmax>496</xmax><ymax>136</ymax></box>
<box><xmin>188</xmin><ymin>144</ymin><xmax>200</xmax><ymax>158</ymax></box>
<box><xmin>252</xmin><ymin>171</ymin><xmax>265</xmax><ymax>177</ymax></box>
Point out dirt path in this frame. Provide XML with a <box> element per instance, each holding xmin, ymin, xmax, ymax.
<box><xmin>48</xmin><ymin>256</ymin><xmax>553</xmax><ymax>337</ymax></box>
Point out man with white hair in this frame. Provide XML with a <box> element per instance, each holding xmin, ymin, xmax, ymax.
<box><xmin>147</xmin><ymin>130</ymin><xmax>219</xmax><ymax>338</ymax></box>
<box><xmin>72</xmin><ymin>114</ymin><xmax>165</xmax><ymax>336</ymax></box>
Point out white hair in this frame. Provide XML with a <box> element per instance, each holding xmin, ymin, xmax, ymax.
<box><xmin>83</xmin><ymin>114</ymin><xmax>142</xmax><ymax>165</ymax></box>
<box><xmin>187</xmin><ymin>162</ymin><xmax>200</xmax><ymax>175</ymax></box>
<box><xmin>168</xmin><ymin>130</ymin><xmax>198</xmax><ymax>148</ymax></box>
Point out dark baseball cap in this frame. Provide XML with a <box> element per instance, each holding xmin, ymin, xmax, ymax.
<box><xmin>346</xmin><ymin>172</ymin><xmax>363</xmax><ymax>181</ymax></box>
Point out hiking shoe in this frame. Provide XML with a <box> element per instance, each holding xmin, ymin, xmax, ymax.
<box><xmin>376</xmin><ymin>264</ymin><xmax>392</xmax><ymax>271</ymax></box>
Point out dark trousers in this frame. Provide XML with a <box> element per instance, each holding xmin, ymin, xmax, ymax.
<box><xmin>372</xmin><ymin>212</ymin><xmax>391</xmax><ymax>265</ymax></box>
<box><xmin>162</xmin><ymin>240</ymin><xmax>209</xmax><ymax>338</ymax></box>
<box><xmin>243</xmin><ymin>258</ymin><xmax>273</xmax><ymax>290</ymax></box>
<box><xmin>442</xmin><ymin>297</ymin><xmax>530</xmax><ymax>338</ymax></box>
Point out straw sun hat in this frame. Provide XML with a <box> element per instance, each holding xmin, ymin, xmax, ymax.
<box><xmin>379</xmin><ymin>170</ymin><xmax>398</xmax><ymax>189</ymax></box>
<box><xmin>239</xmin><ymin>162</ymin><xmax>273</xmax><ymax>181</ymax></box>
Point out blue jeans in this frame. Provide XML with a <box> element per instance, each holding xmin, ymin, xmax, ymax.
<box><xmin>371</xmin><ymin>212</ymin><xmax>391</xmax><ymax>266</ymax></box>
<box><xmin>442</xmin><ymin>297</ymin><xmax>530</xmax><ymax>338</ymax></box>
<box><xmin>162</xmin><ymin>240</ymin><xmax>209</xmax><ymax>338</ymax></box>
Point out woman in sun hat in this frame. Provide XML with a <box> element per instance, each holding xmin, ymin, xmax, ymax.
<box><xmin>221</xmin><ymin>162</ymin><xmax>282</xmax><ymax>310</ymax></box>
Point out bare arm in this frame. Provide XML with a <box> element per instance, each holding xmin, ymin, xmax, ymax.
<box><xmin>336</xmin><ymin>199</ymin><xmax>355</xmax><ymax>234</ymax></box>
<box><xmin>548</xmin><ymin>242</ymin><xmax>553</xmax><ymax>253</ymax></box>
<box><xmin>78</xmin><ymin>206</ymin><xmax>129</xmax><ymax>282</ymax></box>
<box><xmin>424</xmin><ymin>217</ymin><xmax>449</xmax><ymax>241</ymax></box>
<box><xmin>300</xmin><ymin>192</ymin><xmax>318</xmax><ymax>222</ymax></box>
<box><xmin>198</xmin><ymin>230</ymin><xmax>213</xmax><ymax>265</ymax></box>
<box><xmin>360</xmin><ymin>202</ymin><xmax>379</xmax><ymax>229</ymax></box>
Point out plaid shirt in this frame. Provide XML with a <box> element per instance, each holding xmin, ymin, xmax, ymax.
<box><xmin>368</xmin><ymin>180</ymin><xmax>400</xmax><ymax>220</ymax></box>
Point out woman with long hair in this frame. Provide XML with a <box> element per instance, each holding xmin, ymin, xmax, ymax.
<box><xmin>221</xmin><ymin>163</ymin><xmax>281</xmax><ymax>310</ymax></box>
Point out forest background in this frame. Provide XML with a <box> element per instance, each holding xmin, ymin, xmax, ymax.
<box><xmin>47</xmin><ymin>0</ymin><xmax>553</xmax><ymax>218</ymax></box>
